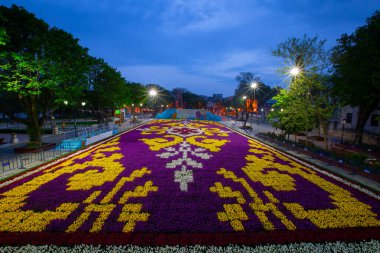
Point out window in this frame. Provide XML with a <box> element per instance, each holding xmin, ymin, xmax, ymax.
<box><xmin>370</xmin><ymin>114</ymin><xmax>379</xmax><ymax>127</ymax></box>
<box><xmin>346</xmin><ymin>113</ymin><xmax>352</xmax><ymax>124</ymax></box>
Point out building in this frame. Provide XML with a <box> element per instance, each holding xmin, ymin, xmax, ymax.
<box><xmin>330</xmin><ymin>106</ymin><xmax>380</xmax><ymax>134</ymax></box>
<box><xmin>211</xmin><ymin>94</ymin><xmax>223</xmax><ymax>102</ymax></box>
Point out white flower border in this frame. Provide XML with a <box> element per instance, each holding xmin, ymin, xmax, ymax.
<box><xmin>0</xmin><ymin>121</ymin><xmax>151</xmax><ymax>189</ymax></box>
<box><xmin>0</xmin><ymin>240</ymin><xmax>379</xmax><ymax>253</ymax></box>
<box><xmin>219</xmin><ymin>121</ymin><xmax>380</xmax><ymax>200</ymax></box>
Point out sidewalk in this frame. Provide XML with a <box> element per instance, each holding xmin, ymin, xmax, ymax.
<box><xmin>223</xmin><ymin>120</ymin><xmax>380</xmax><ymax>193</ymax></box>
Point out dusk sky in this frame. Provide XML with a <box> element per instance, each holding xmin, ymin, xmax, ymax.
<box><xmin>2</xmin><ymin>0</ymin><xmax>379</xmax><ymax>96</ymax></box>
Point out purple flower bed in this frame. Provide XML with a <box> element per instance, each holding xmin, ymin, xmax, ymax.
<box><xmin>0</xmin><ymin>120</ymin><xmax>379</xmax><ymax>245</ymax></box>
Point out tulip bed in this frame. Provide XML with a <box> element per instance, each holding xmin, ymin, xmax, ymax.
<box><xmin>0</xmin><ymin>120</ymin><xmax>380</xmax><ymax>248</ymax></box>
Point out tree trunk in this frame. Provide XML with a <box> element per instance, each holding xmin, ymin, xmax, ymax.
<box><xmin>26</xmin><ymin>121</ymin><xmax>42</xmax><ymax>145</ymax></box>
<box><xmin>354</xmin><ymin>106</ymin><xmax>373</xmax><ymax>145</ymax></box>
<box><xmin>243</xmin><ymin>110</ymin><xmax>249</xmax><ymax>127</ymax></box>
<box><xmin>19</xmin><ymin>96</ymin><xmax>43</xmax><ymax>145</ymax></box>
<box><xmin>319</xmin><ymin>118</ymin><xmax>329</xmax><ymax>150</ymax></box>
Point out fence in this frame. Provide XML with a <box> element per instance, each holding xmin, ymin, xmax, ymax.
<box><xmin>0</xmin><ymin>146</ymin><xmax>68</xmax><ymax>174</ymax></box>
<box><xmin>0</xmin><ymin>118</ymin><xmax>152</xmax><ymax>174</ymax></box>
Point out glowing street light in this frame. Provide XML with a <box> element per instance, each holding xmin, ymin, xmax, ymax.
<box><xmin>81</xmin><ymin>102</ymin><xmax>86</xmax><ymax>106</ymax></box>
<box><xmin>149</xmin><ymin>89</ymin><xmax>158</xmax><ymax>117</ymax></box>
<box><xmin>289</xmin><ymin>66</ymin><xmax>301</xmax><ymax>77</ymax></box>
<box><xmin>250</xmin><ymin>82</ymin><xmax>258</xmax><ymax>89</ymax></box>
<box><xmin>64</xmin><ymin>100</ymin><xmax>68</xmax><ymax>105</ymax></box>
<box><xmin>149</xmin><ymin>89</ymin><xmax>157</xmax><ymax>97</ymax></box>
<box><xmin>242</xmin><ymin>96</ymin><xmax>247</xmax><ymax>100</ymax></box>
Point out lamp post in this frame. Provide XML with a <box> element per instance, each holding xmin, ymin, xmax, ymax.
<box><xmin>74</xmin><ymin>101</ymin><xmax>86</xmax><ymax>136</ymax></box>
<box><xmin>242</xmin><ymin>96</ymin><xmax>248</xmax><ymax>128</ymax></box>
<box><xmin>63</xmin><ymin>100</ymin><xmax>68</xmax><ymax>130</ymax></box>
<box><xmin>250</xmin><ymin>82</ymin><xmax>259</xmax><ymax>126</ymax></box>
<box><xmin>149</xmin><ymin>89</ymin><xmax>158</xmax><ymax>117</ymax></box>
<box><xmin>51</xmin><ymin>115</ymin><xmax>56</xmax><ymax>134</ymax></box>
<box><xmin>340</xmin><ymin>118</ymin><xmax>346</xmax><ymax>144</ymax></box>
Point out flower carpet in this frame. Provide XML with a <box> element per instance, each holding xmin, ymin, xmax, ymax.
<box><xmin>0</xmin><ymin>120</ymin><xmax>380</xmax><ymax>248</ymax></box>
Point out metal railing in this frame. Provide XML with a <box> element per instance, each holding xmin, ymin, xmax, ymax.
<box><xmin>0</xmin><ymin>146</ymin><xmax>69</xmax><ymax>173</ymax></box>
<box><xmin>0</xmin><ymin>119</ymin><xmax>152</xmax><ymax>174</ymax></box>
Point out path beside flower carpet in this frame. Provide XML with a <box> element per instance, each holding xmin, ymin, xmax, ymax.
<box><xmin>0</xmin><ymin>119</ymin><xmax>380</xmax><ymax>246</ymax></box>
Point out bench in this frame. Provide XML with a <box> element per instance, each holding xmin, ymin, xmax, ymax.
<box><xmin>298</xmin><ymin>138</ymin><xmax>314</xmax><ymax>147</ymax></box>
<box><xmin>331</xmin><ymin>146</ymin><xmax>357</xmax><ymax>156</ymax></box>
<box><xmin>309</xmin><ymin>135</ymin><xmax>325</xmax><ymax>141</ymax></box>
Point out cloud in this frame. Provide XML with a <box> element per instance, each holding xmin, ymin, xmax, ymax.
<box><xmin>159</xmin><ymin>0</ymin><xmax>254</xmax><ymax>34</ymax></box>
<box><xmin>119</xmin><ymin>49</ymin><xmax>284</xmax><ymax>97</ymax></box>
<box><xmin>119</xmin><ymin>65</ymin><xmax>232</xmax><ymax>96</ymax></box>
<box><xmin>194</xmin><ymin>50</ymin><xmax>282</xmax><ymax>84</ymax></box>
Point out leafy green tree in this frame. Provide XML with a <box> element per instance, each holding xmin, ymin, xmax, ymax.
<box><xmin>271</xmin><ymin>35</ymin><xmax>335</xmax><ymax>149</ymax></box>
<box><xmin>332</xmin><ymin>11</ymin><xmax>380</xmax><ymax>145</ymax></box>
<box><xmin>85</xmin><ymin>57</ymin><xmax>129</xmax><ymax>124</ymax></box>
<box><xmin>268</xmin><ymin>83</ymin><xmax>316</xmax><ymax>142</ymax></box>
<box><xmin>0</xmin><ymin>12</ymin><xmax>7</xmax><ymax>46</ymax></box>
<box><xmin>0</xmin><ymin>5</ymin><xmax>89</xmax><ymax>145</ymax></box>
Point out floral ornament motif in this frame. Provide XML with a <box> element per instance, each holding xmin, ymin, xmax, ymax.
<box><xmin>174</xmin><ymin>165</ymin><xmax>194</xmax><ymax>192</ymax></box>
<box><xmin>210</xmin><ymin>138</ymin><xmax>380</xmax><ymax>231</ymax></box>
<box><xmin>140</xmin><ymin>121</ymin><xmax>229</xmax><ymax>192</ymax></box>
<box><xmin>166</xmin><ymin>126</ymin><xmax>204</xmax><ymax>138</ymax></box>
<box><xmin>159</xmin><ymin>141</ymin><xmax>211</xmax><ymax>169</ymax></box>
<box><xmin>157</xmin><ymin>140</ymin><xmax>212</xmax><ymax>191</ymax></box>
<box><xmin>0</xmin><ymin>136</ymin><xmax>157</xmax><ymax>233</ymax></box>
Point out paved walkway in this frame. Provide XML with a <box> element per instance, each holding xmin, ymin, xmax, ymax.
<box><xmin>223</xmin><ymin>120</ymin><xmax>380</xmax><ymax>193</ymax></box>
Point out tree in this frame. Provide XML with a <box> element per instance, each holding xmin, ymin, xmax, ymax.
<box><xmin>234</xmin><ymin>72</ymin><xmax>273</xmax><ymax>128</ymax></box>
<box><xmin>268</xmin><ymin>83</ymin><xmax>316</xmax><ymax>142</ymax></box>
<box><xmin>85</xmin><ymin>57</ymin><xmax>129</xmax><ymax>124</ymax></box>
<box><xmin>124</xmin><ymin>82</ymin><xmax>146</xmax><ymax>121</ymax></box>
<box><xmin>182</xmin><ymin>92</ymin><xmax>206</xmax><ymax>109</ymax></box>
<box><xmin>0</xmin><ymin>5</ymin><xmax>89</xmax><ymax>145</ymax></box>
<box><xmin>271</xmin><ymin>35</ymin><xmax>335</xmax><ymax>149</ymax></box>
<box><xmin>0</xmin><ymin>12</ymin><xmax>7</xmax><ymax>46</ymax></box>
<box><xmin>332</xmin><ymin>11</ymin><xmax>380</xmax><ymax>145</ymax></box>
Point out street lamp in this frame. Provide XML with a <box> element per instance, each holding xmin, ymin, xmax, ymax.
<box><xmin>289</xmin><ymin>66</ymin><xmax>301</xmax><ymax>77</ymax></box>
<box><xmin>250</xmin><ymin>82</ymin><xmax>259</xmax><ymax>126</ymax></box>
<box><xmin>149</xmin><ymin>89</ymin><xmax>158</xmax><ymax>117</ymax></box>
<box><xmin>341</xmin><ymin>118</ymin><xmax>346</xmax><ymax>144</ymax></box>
<box><xmin>250</xmin><ymin>82</ymin><xmax>258</xmax><ymax>89</ymax></box>
<box><xmin>149</xmin><ymin>89</ymin><xmax>157</xmax><ymax>97</ymax></box>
